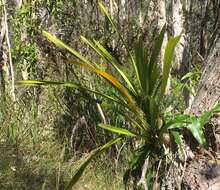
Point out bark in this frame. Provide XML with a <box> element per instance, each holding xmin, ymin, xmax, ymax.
<box><xmin>190</xmin><ymin>36</ymin><xmax>220</xmax><ymax>115</ymax></box>
<box><xmin>172</xmin><ymin>0</ymin><xmax>185</xmax><ymax>69</ymax></box>
<box><xmin>138</xmin><ymin>0</ymin><xmax>143</xmax><ymax>29</ymax></box>
<box><xmin>172</xmin><ymin>0</ymin><xmax>192</xmax><ymax>107</ymax></box>
<box><xmin>11</xmin><ymin>0</ymin><xmax>22</xmax><ymax>8</ymax></box>
<box><xmin>199</xmin><ymin>0</ymin><xmax>210</xmax><ymax>57</ymax></box>
<box><xmin>120</xmin><ymin>0</ymin><xmax>126</xmax><ymax>21</ymax></box>
<box><xmin>184</xmin><ymin>152</ymin><xmax>220</xmax><ymax>190</ymax></box>
<box><xmin>208</xmin><ymin>0</ymin><xmax>220</xmax><ymax>56</ymax></box>
<box><xmin>157</xmin><ymin>0</ymin><xmax>167</xmax><ymax>65</ymax></box>
<box><xmin>183</xmin><ymin>36</ymin><xmax>220</xmax><ymax>190</ymax></box>
<box><xmin>161</xmin><ymin>35</ymin><xmax>220</xmax><ymax>190</ymax></box>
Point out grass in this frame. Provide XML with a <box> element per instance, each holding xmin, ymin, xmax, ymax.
<box><xmin>0</xmin><ymin>142</ymin><xmax>124</xmax><ymax>190</ymax></box>
<box><xmin>74</xmin><ymin>162</ymin><xmax>124</xmax><ymax>190</ymax></box>
<box><xmin>0</xmin><ymin>88</ymin><xmax>125</xmax><ymax>190</ymax></box>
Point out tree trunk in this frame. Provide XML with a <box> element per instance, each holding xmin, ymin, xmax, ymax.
<box><xmin>190</xmin><ymin>36</ymin><xmax>220</xmax><ymax>115</ymax></box>
<box><xmin>0</xmin><ymin>0</ymin><xmax>15</xmax><ymax>100</ymax></box>
<box><xmin>157</xmin><ymin>0</ymin><xmax>167</xmax><ymax>65</ymax></box>
<box><xmin>172</xmin><ymin>0</ymin><xmax>192</xmax><ymax>107</ymax></box>
<box><xmin>183</xmin><ymin>36</ymin><xmax>220</xmax><ymax>190</ymax></box>
<box><xmin>172</xmin><ymin>0</ymin><xmax>185</xmax><ymax>69</ymax></box>
<box><xmin>199</xmin><ymin>0</ymin><xmax>210</xmax><ymax>57</ymax></box>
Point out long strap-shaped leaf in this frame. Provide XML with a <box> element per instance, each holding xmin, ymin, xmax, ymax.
<box><xmin>65</xmin><ymin>137</ymin><xmax>121</xmax><ymax>190</ymax></box>
<box><xmin>16</xmin><ymin>80</ymin><xmax>127</xmax><ymax>107</ymax></box>
<box><xmin>69</xmin><ymin>60</ymin><xmax>141</xmax><ymax>114</ymax></box>
<box><xmin>98</xmin><ymin>124</ymin><xmax>137</xmax><ymax>137</ymax></box>
<box><xmin>149</xmin><ymin>25</ymin><xmax>166</xmax><ymax>95</ymax></box>
<box><xmin>116</xmin><ymin>110</ymin><xmax>146</xmax><ymax>130</ymax></box>
<box><xmin>43</xmin><ymin>31</ymin><xmax>96</xmax><ymax>67</ymax></box>
<box><xmin>134</xmin><ymin>37</ymin><xmax>149</xmax><ymax>94</ymax></box>
<box><xmin>159</xmin><ymin>35</ymin><xmax>181</xmax><ymax>99</ymax></box>
<box><xmin>81</xmin><ymin>36</ymin><xmax>137</xmax><ymax>96</ymax></box>
<box><xmin>149</xmin><ymin>25</ymin><xmax>166</xmax><ymax>71</ymax></box>
<box><xmin>98</xmin><ymin>1</ymin><xmax>141</xmax><ymax>89</ymax></box>
<box><xmin>17</xmin><ymin>79</ymin><xmax>149</xmax><ymax>130</ymax></box>
<box><xmin>17</xmin><ymin>79</ymin><xmax>150</xmax><ymax>131</ymax></box>
<box><xmin>42</xmin><ymin>30</ymin><xmax>140</xmax><ymax>113</ymax></box>
<box><xmin>98</xmin><ymin>124</ymin><xmax>148</xmax><ymax>138</ymax></box>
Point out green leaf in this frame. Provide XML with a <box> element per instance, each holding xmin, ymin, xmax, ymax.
<box><xmin>65</xmin><ymin>137</ymin><xmax>121</xmax><ymax>190</ymax></box>
<box><xmin>167</xmin><ymin>114</ymin><xmax>208</xmax><ymax>147</ymax></box>
<box><xmin>18</xmin><ymin>56</ymin><xmax>140</xmax><ymax>113</ymax></box>
<box><xmin>98</xmin><ymin>1</ymin><xmax>139</xmax><ymax>88</ymax></box>
<box><xmin>149</xmin><ymin>25</ymin><xmax>166</xmax><ymax>95</ymax></box>
<box><xmin>98</xmin><ymin>124</ymin><xmax>137</xmax><ymax>137</ymax></box>
<box><xmin>186</xmin><ymin>103</ymin><xmax>220</xmax><ymax>146</ymax></box>
<box><xmin>170</xmin><ymin>131</ymin><xmax>182</xmax><ymax>146</ymax></box>
<box><xmin>149</xmin><ymin>97</ymin><xmax>157</xmax><ymax>127</ymax></box>
<box><xmin>160</xmin><ymin>35</ymin><xmax>181</xmax><ymax>99</ymax></box>
<box><xmin>93</xmin><ymin>40</ymin><xmax>137</xmax><ymax>95</ymax></box>
<box><xmin>181</xmin><ymin>71</ymin><xmax>200</xmax><ymax>81</ymax></box>
<box><xmin>186</xmin><ymin>118</ymin><xmax>207</xmax><ymax>146</ymax></box>
<box><xmin>16</xmin><ymin>80</ymin><xmax>127</xmax><ymax>107</ymax></box>
<box><xmin>166</xmin><ymin>114</ymin><xmax>192</xmax><ymax>129</ymax></box>
<box><xmin>65</xmin><ymin>148</ymin><xmax>99</xmax><ymax>190</ymax></box>
<box><xmin>170</xmin><ymin>131</ymin><xmax>184</xmax><ymax>154</ymax></box>
<box><xmin>81</xmin><ymin>36</ymin><xmax>137</xmax><ymax>96</ymax></box>
<box><xmin>100</xmin><ymin>137</ymin><xmax>122</xmax><ymax>150</ymax></box>
<box><xmin>200</xmin><ymin>102</ymin><xmax>220</xmax><ymax>126</ymax></box>
<box><xmin>134</xmin><ymin>37</ymin><xmax>149</xmax><ymax>94</ymax></box>
<box><xmin>149</xmin><ymin>25</ymin><xmax>166</xmax><ymax>71</ymax></box>
<box><xmin>200</xmin><ymin>111</ymin><xmax>213</xmax><ymax>127</ymax></box>
<box><xmin>68</xmin><ymin>60</ymin><xmax>141</xmax><ymax>114</ymax></box>
<box><xmin>42</xmin><ymin>31</ymin><xmax>92</xmax><ymax>66</ymax></box>
<box><xmin>80</xmin><ymin>36</ymin><xmax>103</xmax><ymax>68</ymax></box>
<box><xmin>212</xmin><ymin>102</ymin><xmax>220</xmax><ymax>112</ymax></box>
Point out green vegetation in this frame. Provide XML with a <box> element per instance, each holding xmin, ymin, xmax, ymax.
<box><xmin>17</xmin><ymin>2</ymin><xmax>220</xmax><ymax>189</ymax></box>
<box><xmin>1</xmin><ymin>1</ymin><xmax>219</xmax><ymax>190</ymax></box>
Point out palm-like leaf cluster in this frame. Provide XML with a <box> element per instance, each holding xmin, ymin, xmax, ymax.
<box><xmin>17</xmin><ymin>1</ymin><xmax>220</xmax><ymax>189</ymax></box>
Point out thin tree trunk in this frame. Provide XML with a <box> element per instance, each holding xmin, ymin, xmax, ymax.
<box><xmin>157</xmin><ymin>0</ymin><xmax>167</xmax><ymax>65</ymax></box>
<box><xmin>173</xmin><ymin>0</ymin><xmax>192</xmax><ymax>107</ymax></box>
<box><xmin>0</xmin><ymin>9</ymin><xmax>6</xmax><ymax>95</ymax></box>
<box><xmin>0</xmin><ymin>0</ymin><xmax>15</xmax><ymax>100</ymax></box>
<box><xmin>172</xmin><ymin>0</ymin><xmax>185</xmax><ymax>69</ymax></box>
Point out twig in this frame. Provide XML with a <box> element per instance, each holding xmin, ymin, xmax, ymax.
<box><xmin>115</xmin><ymin>141</ymin><xmax>126</xmax><ymax>169</ymax></box>
<box><xmin>137</xmin><ymin>156</ymin><xmax>149</xmax><ymax>190</ymax></box>
<box><xmin>153</xmin><ymin>159</ymin><xmax>162</xmax><ymax>190</ymax></box>
<box><xmin>70</xmin><ymin>117</ymin><xmax>84</xmax><ymax>150</ymax></box>
<box><xmin>0</xmin><ymin>16</ymin><xmax>6</xmax><ymax>47</ymax></box>
<box><xmin>180</xmin><ymin>148</ymin><xmax>187</xmax><ymax>183</ymax></box>
<box><xmin>84</xmin><ymin>111</ymin><xmax>98</xmax><ymax>145</ymax></box>
<box><xmin>90</xmin><ymin>83</ymin><xmax>106</xmax><ymax>124</ymax></box>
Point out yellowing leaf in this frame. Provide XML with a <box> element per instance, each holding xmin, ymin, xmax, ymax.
<box><xmin>69</xmin><ymin>61</ymin><xmax>140</xmax><ymax>113</ymax></box>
